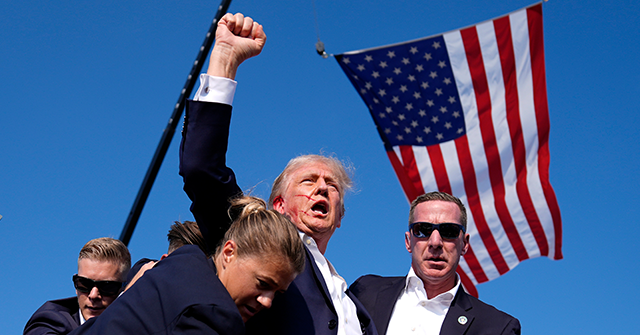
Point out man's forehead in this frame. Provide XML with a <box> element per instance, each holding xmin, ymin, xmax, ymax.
<box><xmin>78</xmin><ymin>259</ymin><xmax>121</xmax><ymax>277</ymax></box>
<box><xmin>414</xmin><ymin>200</ymin><xmax>461</xmax><ymax>222</ymax></box>
<box><xmin>291</xmin><ymin>163</ymin><xmax>337</xmax><ymax>180</ymax></box>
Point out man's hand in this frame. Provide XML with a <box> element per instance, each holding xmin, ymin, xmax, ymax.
<box><xmin>207</xmin><ymin>13</ymin><xmax>266</xmax><ymax>80</ymax></box>
<box><xmin>122</xmin><ymin>260</ymin><xmax>157</xmax><ymax>293</ymax></box>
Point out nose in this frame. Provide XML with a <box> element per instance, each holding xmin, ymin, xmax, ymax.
<box><xmin>88</xmin><ymin>286</ymin><xmax>101</xmax><ymax>299</ymax></box>
<box><xmin>427</xmin><ymin>229</ymin><xmax>444</xmax><ymax>248</ymax></box>
<box><xmin>314</xmin><ymin>178</ymin><xmax>329</xmax><ymax>197</ymax></box>
<box><xmin>257</xmin><ymin>291</ymin><xmax>275</xmax><ymax>309</ymax></box>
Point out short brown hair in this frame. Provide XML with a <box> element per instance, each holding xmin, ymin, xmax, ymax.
<box><xmin>218</xmin><ymin>196</ymin><xmax>305</xmax><ymax>275</ymax></box>
<box><xmin>408</xmin><ymin>192</ymin><xmax>468</xmax><ymax>229</ymax></box>
<box><xmin>78</xmin><ymin>237</ymin><xmax>131</xmax><ymax>281</ymax></box>
<box><xmin>268</xmin><ymin>154</ymin><xmax>353</xmax><ymax>217</ymax></box>
<box><xmin>167</xmin><ymin>221</ymin><xmax>208</xmax><ymax>256</ymax></box>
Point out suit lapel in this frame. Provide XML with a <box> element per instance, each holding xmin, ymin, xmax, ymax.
<box><xmin>298</xmin><ymin>246</ymin><xmax>337</xmax><ymax>314</ymax></box>
<box><xmin>373</xmin><ymin>277</ymin><xmax>406</xmax><ymax>335</ymax></box>
<box><xmin>440</xmin><ymin>286</ymin><xmax>474</xmax><ymax>335</ymax></box>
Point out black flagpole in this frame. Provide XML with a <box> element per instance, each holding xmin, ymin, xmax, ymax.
<box><xmin>119</xmin><ymin>0</ymin><xmax>233</xmax><ymax>246</ymax></box>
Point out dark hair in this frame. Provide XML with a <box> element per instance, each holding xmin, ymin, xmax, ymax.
<box><xmin>167</xmin><ymin>221</ymin><xmax>208</xmax><ymax>256</ymax></box>
<box><xmin>409</xmin><ymin>191</ymin><xmax>468</xmax><ymax>229</ymax></box>
<box><xmin>217</xmin><ymin>196</ymin><xmax>305</xmax><ymax>275</ymax></box>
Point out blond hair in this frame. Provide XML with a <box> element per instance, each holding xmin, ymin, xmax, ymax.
<box><xmin>78</xmin><ymin>237</ymin><xmax>131</xmax><ymax>281</ymax></box>
<box><xmin>218</xmin><ymin>196</ymin><xmax>305</xmax><ymax>275</ymax></box>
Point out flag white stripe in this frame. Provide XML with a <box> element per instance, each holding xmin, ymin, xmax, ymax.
<box><xmin>511</xmin><ymin>9</ymin><xmax>558</xmax><ymax>258</ymax></box>
<box><xmin>413</xmin><ymin>146</ymin><xmax>435</xmax><ymax>193</ymax></box>
<box><xmin>444</xmin><ymin>29</ymin><xmax>504</xmax><ymax>281</ymax></box>
<box><xmin>476</xmin><ymin>20</ymin><xmax>522</xmax><ymax>270</ymax></box>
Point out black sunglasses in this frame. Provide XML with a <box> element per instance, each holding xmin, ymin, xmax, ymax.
<box><xmin>72</xmin><ymin>274</ymin><xmax>123</xmax><ymax>297</ymax></box>
<box><xmin>409</xmin><ymin>222</ymin><xmax>466</xmax><ymax>239</ymax></box>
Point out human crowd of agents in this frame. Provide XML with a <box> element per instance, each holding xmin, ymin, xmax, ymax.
<box><xmin>25</xmin><ymin>10</ymin><xmax>519</xmax><ymax>335</ymax></box>
<box><xmin>25</xmin><ymin>196</ymin><xmax>304</xmax><ymax>335</ymax></box>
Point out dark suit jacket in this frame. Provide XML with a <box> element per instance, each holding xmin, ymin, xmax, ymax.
<box><xmin>180</xmin><ymin>100</ymin><xmax>377</xmax><ymax>335</ymax></box>
<box><xmin>68</xmin><ymin>245</ymin><xmax>244</xmax><ymax>335</ymax></box>
<box><xmin>245</xmin><ymin>247</ymin><xmax>376</xmax><ymax>335</ymax></box>
<box><xmin>350</xmin><ymin>275</ymin><xmax>520</xmax><ymax>335</ymax></box>
<box><xmin>179</xmin><ymin>100</ymin><xmax>242</xmax><ymax>255</ymax></box>
<box><xmin>124</xmin><ymin>257</ymin><xmax>156</xmax><ymax>289</ymax></box>
<box><xmin>24</xmin><ymin>297</ymin><xmax>81</xmax><ymax>335</ymax></box>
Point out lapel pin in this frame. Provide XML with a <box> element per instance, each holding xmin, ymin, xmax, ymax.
<box><xmin>458</xmin><ymin>316</ymin><xmax>468</xmax><ymax>325</ymax></box>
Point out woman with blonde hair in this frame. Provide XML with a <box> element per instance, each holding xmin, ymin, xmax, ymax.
<box><xmin>70</xmin><ymin>196</ymin><xmax>305</xmax><ymax>335</ymax></box>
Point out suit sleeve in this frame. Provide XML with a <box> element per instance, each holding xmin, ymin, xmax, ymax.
<box><xmin>179</xmin><ymin>100</ymin><xmax>242</xmax><ymax>254</ymax></box>
<box><xmin>24</xmin><ymin>310</ymin><xmax>76</xmax><ymax>335</ymax></box>
<box><xmin>500</xmin><ymin>317</ymin><xmax>521</xmax><ymax>335</ymax></box>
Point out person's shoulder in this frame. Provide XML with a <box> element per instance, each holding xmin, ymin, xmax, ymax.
<box><xmin>24</xmin><ymin>297</ymin><xmax>79</xmax><ymax>335</ymax></box>
<box><xmin>141</xmin><ymin>245</ymin><xmax>214</xmax><ymax>284</ymax></box>
<box><xmin>164</xmin><ymin>245</ymin><xmax>208</xmax><ymax>262</ymax></box>
<box><xmin>466</xmin><ymin>292</ymin><xmax>516</xmax><ymax>318</ymax></box>
<box><xmin>354</xmin><ymin>274</ymin><xmax>404</xmax><ymax>285</ymax></box>
<box><xmin>36</xmin><ymin>297</ymin><xmax>79</xmax><ymax>313</ymax></box>
<box><xmin>125</xmin><ymin>258</ymin><xmax>157</xmax><ymax>284</ymax></box>
<box><xmin>350</xmin><ymin>274</ymin><xmax>404</xmax><ymax>293</ymax></box>
<box><xmin>457</xmin><ymin>289</ymin><xmax>520</xmax><ymax>331</ymax></box>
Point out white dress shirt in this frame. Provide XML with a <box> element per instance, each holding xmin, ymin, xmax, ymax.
<box><xmin>193</xmin><ymin>73</ymin><xmax>237</xmax><ymax>104</ymax></box>
<box><xmin>78</xmin><ymin>308</ymin><xmax>86</xmax><ymax>325</ymax></box>
<box><xmin>300</xmin><ymin>232</ymin><xmax>363</xmax><ymax>335</ymax></box>
<box><xmin>386</xmin><ymin>268</ymin><xmax>460</xmax><ymax>335</ymax></box>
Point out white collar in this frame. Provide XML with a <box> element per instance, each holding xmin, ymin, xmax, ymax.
<box><xmin>404</xmin><ymin>267</ymin><xmax>459</xmax><ymax>305</ymax></box>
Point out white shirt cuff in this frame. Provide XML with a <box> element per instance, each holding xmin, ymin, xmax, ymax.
<box><xmin>193</xmin><ymin>74</ymin><xmax>237</xmax><ymax>106</ymax></box>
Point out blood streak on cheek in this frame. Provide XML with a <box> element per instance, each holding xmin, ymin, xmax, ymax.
<box><xmin>299</xmin><ymin>209</ymin><xmax>312</xmax><ymax>217</ymax></box>
<box><xmin>294</xmin><ymin>194</ymin><xmax>314</xmax><ymax>200</ymax></box>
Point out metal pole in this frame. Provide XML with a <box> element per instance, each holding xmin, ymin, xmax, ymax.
<box><xmin>120</xmin><ymin>0</ymin><xmax>233</xmax><ymax>246</ymax></box>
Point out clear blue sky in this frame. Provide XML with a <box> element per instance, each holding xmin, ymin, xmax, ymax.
<box><xmin>2</xmin><ymin>0</ymin><xmax>639</xmax><ymax>333</ymax></box>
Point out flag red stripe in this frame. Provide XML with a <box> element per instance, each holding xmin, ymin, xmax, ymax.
<box><xmin>457</xmin><ymin>267</ymin><xmax>479</xmax><ymax>297</ymax></box>
<box><xmin>493</xmin><ymin>16</ymin><xmax>535</xmax><ymax>261</ymax></box>
<box><xmin>527</xmin><ymin>4</ymin><xmax>563</xmax><ymax>259</ymax></box>
<box><xmin>460</xmin><ymin>26</ymin><xmax>510</xmax><ymax>275</ymax></box>
<box><xmin>399</xmin><ymin>146</ymin><xmax>427</xmax><ymax>202</ymax></box>
<box><xmin>426</xmin><ymin>145</ymin><xmax>452</xmax><ymax>194</ymax></box>
<box><xmin>453</xmin><ymin>136</ymin><xmax>490</xmax><ymax>282</ymax></box>
<box><xmin>459</xmin><ymin>240</ymin><xmax>488</xmax><ymax>284</ymax></box>
<box><xmin>387</xmin><ymin>149</ymin><xmax>423</xmax><ymax>202</ymax></box>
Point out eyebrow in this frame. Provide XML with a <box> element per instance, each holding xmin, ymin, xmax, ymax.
<box><xmin>259</xmin><ymin>275</ymin><xmax>281</xmax><ymax>289</ymax></box>
<box><xmin>298</xmin><ymin>171</ymin><xmax>339</xmax><ymax>186</ymax></box>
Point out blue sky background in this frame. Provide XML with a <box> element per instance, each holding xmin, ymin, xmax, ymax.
<box><xmin>2</xmin><ymin>0</ymin><xmax>639</xmax><ymax>333</ymax></box>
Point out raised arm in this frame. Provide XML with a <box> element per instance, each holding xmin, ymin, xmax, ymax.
<box><xmin>179</xmin><ymin>13</ymin><xmax>266</xmax><ymax>253</ymax></box>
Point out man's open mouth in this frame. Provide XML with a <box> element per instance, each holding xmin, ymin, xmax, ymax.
<box><xmin>311</xmin><ymin>202</ymin><xmax>328</xmax><ymax>215</ymax></box>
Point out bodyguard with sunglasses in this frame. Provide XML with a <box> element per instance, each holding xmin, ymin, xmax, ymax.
<box><xmin>24</xmin><ymin>237</ymin><xmax>130</xmax><ymax>335</ymax></box>
<box><xmin>349</xmin><ymin>192</ymin><xmax>520</xmax><ymax>335</ymax></box>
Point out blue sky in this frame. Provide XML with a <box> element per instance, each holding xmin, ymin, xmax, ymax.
<box><xmin>2</xmin><ymin>0</ymin><xmax>639</xmax><ymax>333</ymax></box>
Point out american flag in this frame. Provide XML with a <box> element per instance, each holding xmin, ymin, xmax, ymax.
<box><xmin>336</xmin><ymin>3</ymin><xmax>562</xmax><ymax>296</ymax></box>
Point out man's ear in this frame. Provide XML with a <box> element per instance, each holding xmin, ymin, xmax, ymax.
<box><xmin>405</xmin><ymin>232</ymin><xmax>413</xmax><ymax>253</ymax></box>
<box><xmin>273</xmin><ymin>196</ymin><xmax>286</xmax><ymax>214</ymax></box>
<box><xmin>461</xmin><ymin>233</ymin><xmax>470</xmax><ymax>255</ymax></box>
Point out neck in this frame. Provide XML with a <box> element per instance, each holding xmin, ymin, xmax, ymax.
<box><xmin>303</xmin><ymin>231</ymin><xmax>332</xmax><ymax>254</ymax></box>
<box><xmin>315</xmin><ymin>238</ymin><xmax>329</xmax><ymax>254</ymax></box>
<box><xmin>213</xmin><ymin>254</ymin><xmax>222</xmax><ymax>276</ymax></box>
<box><xmin>418</xmin><ymin>270</ymin><xmax>457</xmax><ymax>299</ymax></box>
